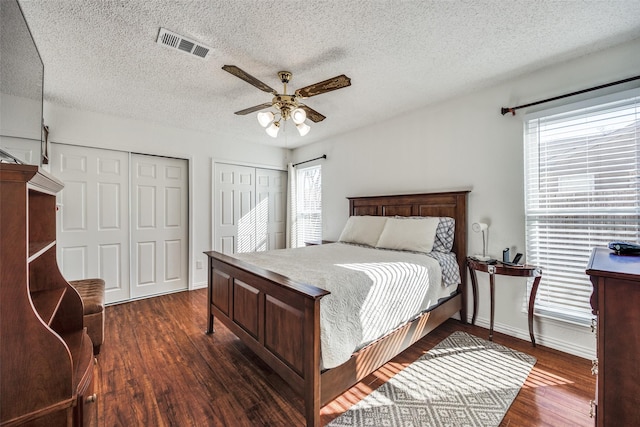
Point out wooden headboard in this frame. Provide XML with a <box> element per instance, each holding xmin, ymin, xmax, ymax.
<box><xmin>347</xmin><ymin>190</ymin><xmax>470</xmax><ymax>292</ymax></box>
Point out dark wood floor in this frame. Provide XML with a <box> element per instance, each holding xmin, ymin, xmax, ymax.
<box><xmin>97</xmin><ymin>289</ymin><xmax>595</xmax><ymax>426</ymax></box>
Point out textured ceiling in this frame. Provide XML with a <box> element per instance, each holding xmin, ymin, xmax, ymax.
<box><xmin>14</xmin><ymin>0</ymin><xmax>640</xmax><ymax>149</ymax></box>
<box><xmin>1</xmin><ymin>0</ymin><xmax>43</xmax><ymax>100</ymax></box>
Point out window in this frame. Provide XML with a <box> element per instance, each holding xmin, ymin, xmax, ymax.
<box><xmin>524</xmin><ymin>89</ymin><xmax>640</xmax><ymax>325</ymax></box>
<box><xmin>295</xmin><ymin>165</ymin><xmax>322</xmax><ymax>247</ymax></box>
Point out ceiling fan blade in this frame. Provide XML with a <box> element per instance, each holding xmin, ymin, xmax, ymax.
<box><xmin>222</xmin><ymin>65</ymin><xmax>277</xmax><ymax>94</ymax></box>
<box><xmin>234</xmin><ymin>103</ymin><xmax>273</xmax><ymax>115</ymax></box>
<box><xmin>299</xmin><ymin>105</ymin><xmax>326</xmax><ymax>122</ymax></box>
<box><xmin>295</xmin><ymin>74</ymin><xmax>351</xmax><ymax>98</ymax></box>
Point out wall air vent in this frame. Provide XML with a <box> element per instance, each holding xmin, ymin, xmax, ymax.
<box><xmin>156</xmin><ymin>28</ymin><xmax>211</xmax><ymax>60</ymax></box>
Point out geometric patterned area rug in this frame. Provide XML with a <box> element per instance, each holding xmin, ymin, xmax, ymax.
<box><xmin>327</xmin><ymin>331</ymin><xmax>536</xmax><ymax>427</ymax></box>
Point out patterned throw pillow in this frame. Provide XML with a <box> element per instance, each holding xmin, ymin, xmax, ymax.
<box><xmin>432</xmin><ymin>217</ymin><xmax>455</xmax><ymax>253</ymax></box>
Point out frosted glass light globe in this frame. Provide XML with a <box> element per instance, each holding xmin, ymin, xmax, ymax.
<box><xmin>291</xmin><ymin>108</ymin><xmax>307</xmax><ymax>125</ymax></box>
<box><xmin>296</xmin><ymin>122</ymin><xmax>310</xmax><ymax>136</ymax></box>
<box><xmin>266</xmin><ymin>121</ymin><xmax>280</xmax><ymax>138</ymax></box>
<box><xmin>257</xmin><ymin>111</ymin><xmax>275</xmax><ymax>127</ymax></box>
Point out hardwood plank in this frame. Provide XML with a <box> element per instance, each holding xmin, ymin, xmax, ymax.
<box><xmin>98</xmin><ymin>289</ymin><xmax>595</xmax><ymax>426</ymax></box>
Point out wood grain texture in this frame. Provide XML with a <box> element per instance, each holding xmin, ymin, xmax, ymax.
<box><xmin>0</xmin><ymin>163</ymin><xmax>93</xmax><ymax>427</ymax></box>
<box><xmin>264</xmin><ymin>296</ymin><xmax>304</xmax><ymax>375</ymax></box>
<box><xmin>233</xmin><ymin>280</ymin><xmax>260</xmax><ymax>339</ymax></box>
<box><xmin>587</xmin><ymin>248</ymin><xmax>640</xmax><ymax>426</ymax></box>
<box><xmin>98</xmin><ymin>289</ymin><xmax>596</xmax><ymax>427</ymax></box>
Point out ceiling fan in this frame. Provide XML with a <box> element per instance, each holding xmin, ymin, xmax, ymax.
<box><xmin>222</xmin><ymin>65</ymin><xmax>351</xmax><ymax>137</ymax></box>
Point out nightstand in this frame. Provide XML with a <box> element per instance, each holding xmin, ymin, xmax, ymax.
<box><xmin>466</xmin><ymin>257</ymin><xmax>542</xmax><ymax>346</ymax></box>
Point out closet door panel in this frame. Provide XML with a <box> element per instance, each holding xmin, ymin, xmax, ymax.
<box><xmin>130</xmin><ymin>154</ymin><xmax>188</xmax><ymax>298</ymax></box>
<box><xmin>60</xmin><ymin>246</ymin><xmax>87</xmax><ymax>279</ymax></box>
<box><xmin>98</xmin><ymin>244</ymin><xmax>122</xmax><ymax>290</ymax></box>
<box><xmin>52</xmin><ymin>143</ymin><xmax>130</xmax><ymax>303</ymax></box>
<box><xmin>213</xmin><ymin>163</ymin><xmax>255</xmax><ymax>254</ymax></box>
<box><xmin>255</xmin><ymin>168</ymin><xmax>287</xmax><ymax>251</ymax></box>
<box><xmin>214</xmin><ymin>163</ymin><xmax>286</xmax><ymax>254</ymax></box>
<box><xmin>237</xmin><ymin>186</ymin><xmax>255</xmax><ymax>253</ymax></box>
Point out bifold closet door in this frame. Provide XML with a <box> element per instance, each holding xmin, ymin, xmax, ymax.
<box><xmin>214</xmin><ymin>163</ymin><xmax>255</xmax><ymax>254</ymax></box>
<box><xmin>213</xmin><ymin>162</ymin><xmax>286</xmax><ymax>254</ymax></box>
<box><xmin>52</xmin><ymin>144</ymin><xmax>131</xmax><ymax>303</ymax></box>
<box><xmin>130</xmin><ymin>154</ymin><xmax>188</xmax><ymax>298</ymax></box>
<box><xmin>255</xmin><ymin>168</ymin><xmax>287</xmax><ymax>251</ymax></box>
<box><xmin>53</xmin><ymin>145</ymin><xmax>189</xmax><ymax>303</ymax></box>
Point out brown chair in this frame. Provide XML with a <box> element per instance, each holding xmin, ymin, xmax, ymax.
<box><xmin>69</xmin><ymin>278</ymin><xmax>105</xmax><ymax>355</ymax></box>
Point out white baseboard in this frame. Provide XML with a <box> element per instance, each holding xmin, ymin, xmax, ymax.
<box><xmin>191</xmin><ymin>281</ymin><xmax>207</xmax><ymax>290</ymax></box>
<box><xmin>472</xmin><ymin>316</ymin><xmax>596</xmax><ymax>360</ymax></box>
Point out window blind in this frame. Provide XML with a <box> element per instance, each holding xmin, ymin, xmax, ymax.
<box><xmin>296</xmin><ymin>165</ymin><xmax>322</xmax><ymax>246</ymax></box>
<box><xmin>524</xmin><ymin>89</ymin><xmax>640</xmax><ymax>325</ymax></box>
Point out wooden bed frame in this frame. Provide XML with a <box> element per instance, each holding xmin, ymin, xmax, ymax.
<box><xmin>205</xmin><ymin>190</ymin><xmax>469</xmax><ymax>426</ymax></box>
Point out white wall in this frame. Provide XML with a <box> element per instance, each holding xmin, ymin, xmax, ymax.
<box><xmin>0</xmin><ymin>92</ymin><xmax>42</xmax><ymax>140</ymax></box>
<box><xmin>292</xmin><ymin>38</ymin><xmax>640</xmax><ymax>359</ymax></box>
<box><xmin>0</xmin><ymin>92</ymin><xmax>42</xmax><ymax>164</ymax></box>
<box><xmin>43</xmin><ymin>103</ymin><xmax>290</xmax><ymax>289</ymax></box>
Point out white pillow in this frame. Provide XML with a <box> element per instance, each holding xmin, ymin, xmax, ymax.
<box><xmin>338</xmin><ymin>216</ymin><xmax>388</xmax><ymax>247</ymax></box>
<box><xmin>376</xmin><ymin>216</ymin><xmax>440</xmax><ymax>253</ymax></box>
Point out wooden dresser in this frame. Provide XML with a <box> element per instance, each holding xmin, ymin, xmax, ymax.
<box><xmin>0</xmin><ymin>163</ymin><xmax>97</xmax><ymax>427</ymax></box>
<box><xmin>586</xmin><ymin>247</ymin><xmax>640</xmax><ymax>426</ymax></box>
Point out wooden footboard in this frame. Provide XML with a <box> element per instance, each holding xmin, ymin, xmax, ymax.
<box><xmin>206</xmin><ymin>190</ymin><xmax>469</xmax><ymax>426</ymax></box>
<box><xmin>205</xmin><ymin>251</ymin><xmax>329</xmax><ymax>425</ymax></box>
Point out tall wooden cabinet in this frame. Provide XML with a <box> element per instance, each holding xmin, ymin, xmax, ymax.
<box><xmin>586</xmin><ymin>247</ymin><xmax>640</xmax><ymax>426</ymax></box>
<box><xmin>0</xmin><ymin>163</ymin><xmax>97</xmax><ymax>426</ymax></box>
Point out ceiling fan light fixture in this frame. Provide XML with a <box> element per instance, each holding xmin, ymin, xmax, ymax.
<box><xmin>223</xmin><ymin>66</ymin><xmax>351</xmax><ymax>138</ymax></box>
<box><xmin>296</xmin><ymin>122</ymin><xmax>310</xmax><ymax>136</ymax></box>
<box><xmin>257</xmin><ymin>111</ymin><xmax>274</xmax><ymax>127</ymax></box>
<box><xmin>265</xmin><ymin>121</ymin><xmax>280</xmax><ymax>138</ymax></box>
<box><xmin>291</xmin><ymin>108</ymin><xmax>307</xmax><ymax>125</ymax></box>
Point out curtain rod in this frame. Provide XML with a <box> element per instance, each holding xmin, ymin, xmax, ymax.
<box><xmin>501</xmin><ymin>74</ymin><xmax>640</xmax><ymax>116</ymax></box>
<box><xmin>292</xmin><ymin>154</ymin><xmax>326</xmax><ymax>167</ymax></box>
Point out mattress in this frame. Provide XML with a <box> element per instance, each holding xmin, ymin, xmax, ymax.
<box><xmin>234</xmin><ymin>242</ymin><xmax>458</xmax><ymax>369</ymax></box>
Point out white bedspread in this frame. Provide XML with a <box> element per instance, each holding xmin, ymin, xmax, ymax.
<box><xmin>234</xmin><ymin>243</ymin><xmax>455</xmax><ymax>369</ymax></box>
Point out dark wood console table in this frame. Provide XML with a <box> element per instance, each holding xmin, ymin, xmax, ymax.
<box><xmin>466</xmin><ymin>257</ymin><xmax>542</xmax><ymax>345</ymax></box>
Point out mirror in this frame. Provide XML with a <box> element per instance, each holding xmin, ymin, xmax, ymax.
<box><xmin>0</xmin><ymin>0</ymin><xmax>44</xmax><ymax>165</ymax></box>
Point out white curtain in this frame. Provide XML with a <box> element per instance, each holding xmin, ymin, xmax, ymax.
<box><xmin>286</xmin><ymin>162</ymin><xmax>298</xmax><ymax>248</ymax></box>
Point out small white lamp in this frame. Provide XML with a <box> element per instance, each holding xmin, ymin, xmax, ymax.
<box><xmin>472</xmin><ymin>222</ymin><xmax>490</xmax><ymax>261</ymax></box>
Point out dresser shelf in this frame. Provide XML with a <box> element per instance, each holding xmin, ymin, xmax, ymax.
<box><xmin>28</xmin><ymin>240</ymin><xmax>56</xmax><ymax>260</ymax></box>
<box><xmin>31</xmin><ymin>288</ymin><xmax>67</xmax><ymax>325</ymax></box>
<box><xmin>0</xmin><ymin>163</ymin><xmax>97</xmax><ymax>427</ymax></box>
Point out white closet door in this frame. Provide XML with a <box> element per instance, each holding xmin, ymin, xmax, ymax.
<box><xmin>213</xmin><ymin>163</ymin><xmax>286</xmax><ymax>254</ymax></box>
<box><xmin>130</xmin><ymin>154</ymin><xmax>188</xmax><ymax>298</ymax></box>
<box><xmin>51</xmin><ymin>143</ymin><xmax>130</xmax><ymax>303</ymax></box>
<box><xmin>213</xmin><ymin>163</ymin><xmax>256</xmax><ymax>254</ymax></box>
<box><xmin>255</xmin><ymin>168</ymin><xmax>287</xmax><ymax>251</ymax></box>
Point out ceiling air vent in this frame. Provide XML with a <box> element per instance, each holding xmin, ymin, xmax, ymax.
<box><xmin>156</xmin><ymin>28</ymin><xmax>211</xmax><ymax>60</ymax></box>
